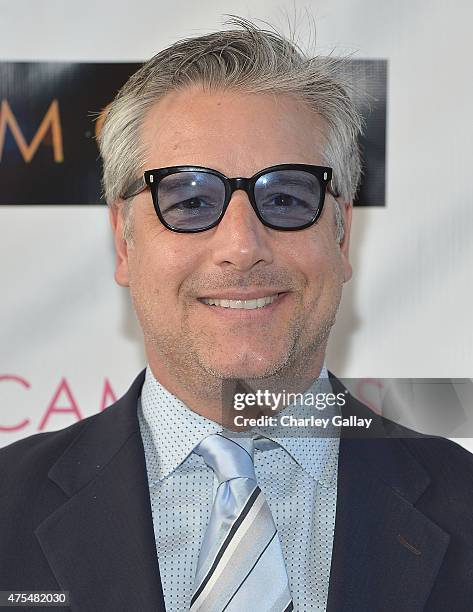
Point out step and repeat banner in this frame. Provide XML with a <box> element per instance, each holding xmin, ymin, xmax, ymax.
<box><xmin>1</xmin><ymin>1</ymin><xmax>472</xmax><ymax>448</ymax></box>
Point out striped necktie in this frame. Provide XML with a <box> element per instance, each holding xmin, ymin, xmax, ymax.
<box><xmin>190</xmin><ymin>432</ymin><xmax>293</xmax><ymax>612</ymax></box>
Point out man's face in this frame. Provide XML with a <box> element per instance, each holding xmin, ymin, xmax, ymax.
<box><xmin>111</xmin><ymin>87</ymin><xmax>352</xmax><ymax>392</ymax></box>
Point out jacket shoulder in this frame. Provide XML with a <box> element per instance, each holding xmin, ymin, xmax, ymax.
<box><xmin>0</xmin><ymin>370</ymin><xmax>146</xmax><ymax>486</ymax></box>
<box><xmin>401</xmin><ymin>434</ymin><xmax>473</xmax><ymax>488</ymax></box>
<box><xmin>0</xmin><ymin>412</ymin><xmax>99</xmax><ymax>493</ymax></box>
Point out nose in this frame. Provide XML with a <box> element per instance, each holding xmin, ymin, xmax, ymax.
<box><xmin>209</xmin><ymin>190</ymin><xmax>274</xmax><ymax>272</ymax></box>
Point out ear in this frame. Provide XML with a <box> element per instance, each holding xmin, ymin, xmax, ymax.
<box><xmin>109</xmin><ymin>204</ymin><xmax>130</xmax><ymax>287</ymax></box>
<box><xmin>339</xmin><ymin>201</ymin><xmax>353</xmax><ymax>283</ymax></box>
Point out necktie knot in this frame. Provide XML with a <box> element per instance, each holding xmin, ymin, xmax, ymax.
<box><xmin>194</xmin><ymin>433</ymin><xmax>256</xmax><ymax>485</ymax></box>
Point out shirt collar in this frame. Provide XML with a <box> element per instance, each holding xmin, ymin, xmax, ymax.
<box><xmin>139</xmin><ymin>365</ymin><xmax>339</xmax><ymax>488</ymax></box>
<box><xmin>139</xmin><ymin>367</ymin><xmax>222</xmax><ymax>484</ymax></box>
<box><xmin>253</xmin><ymin>366</ymin><xmax>340</xmax><ymax>488</ymax></box>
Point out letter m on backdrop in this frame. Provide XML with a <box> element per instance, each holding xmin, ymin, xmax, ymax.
<box><xmin>0</xmin><ymin>99</ymin><xmax>64</xmax><ymax>163</ymax></box>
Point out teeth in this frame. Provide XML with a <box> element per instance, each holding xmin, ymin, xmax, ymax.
<box><xmin>201</xmin><ymin>294</ymin><xmax>280</xmax><ymax>309</ymax></box>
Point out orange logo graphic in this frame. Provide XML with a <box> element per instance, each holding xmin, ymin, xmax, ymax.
<box><xmin>0</xmin><ymin>99</ymin><xmax>64</xmax><ymax>163</ymax></box>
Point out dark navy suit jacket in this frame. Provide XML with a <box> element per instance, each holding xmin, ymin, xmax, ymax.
<box><xmin>1</xmin><ymin>370</ymin><xmax>472</xmax><ymax>611</ymax></box>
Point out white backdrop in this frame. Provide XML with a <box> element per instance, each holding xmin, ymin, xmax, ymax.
<box><xmin>1</xmin><ymin>0</ymin><xmax>472</xmax><ymax>448</ymax></box>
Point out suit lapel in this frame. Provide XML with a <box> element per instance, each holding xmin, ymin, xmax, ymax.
<box><xmin>327</xmin><ymin>376</ymin><xmax>450</xmax><ymax>611</ymax></box>
<box><xmin>35</xmin><ymin>371</ymin><xmax>166</xmax><ymax>612</ymax></box>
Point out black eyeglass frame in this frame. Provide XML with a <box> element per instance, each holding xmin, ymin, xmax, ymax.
<box><xmin>121</xmin><ymin>163</ymin><xmax>339</xmax><ymax>233</ymax></box>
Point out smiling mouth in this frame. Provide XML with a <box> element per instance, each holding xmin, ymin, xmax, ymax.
<box><xmin>199</xmin><ymin>293</ymin><xmax>283</xmax><ymax>310</ymax></box>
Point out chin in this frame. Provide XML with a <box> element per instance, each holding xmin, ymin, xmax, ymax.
<box><xmin>200</xmin><ymin>351</ymin><xmax>289</xmax><ymax>380</ymax></box>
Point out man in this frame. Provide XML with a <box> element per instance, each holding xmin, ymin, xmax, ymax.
<box><xmin>1</xmin><ymin>18</ymin><xmax>472</xmax><ymax>612</ymax></box>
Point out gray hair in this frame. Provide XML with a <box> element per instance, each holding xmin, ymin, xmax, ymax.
<box><xmin>98</xmin><ymin>17</ymin><xmax>363</xmax><ymax>243</ymax></box>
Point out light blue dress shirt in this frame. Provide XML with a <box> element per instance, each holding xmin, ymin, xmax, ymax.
<box><xmin>138</xmin><ymin>366</ymin><xmax>339</xmax><ymax>612</ymax></box>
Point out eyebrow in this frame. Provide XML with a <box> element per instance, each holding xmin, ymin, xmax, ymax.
<box><xmin>260</xmin><ymin>176</ymin><xmax>316</xmax><ymax>190</ymax></box>
<box><xmin>159</xmin><ymin>174</ymin><xmax>210</xmax><ymax>192</ymax></box>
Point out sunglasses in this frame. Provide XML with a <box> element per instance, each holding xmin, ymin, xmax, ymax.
<box><xmin>121</xmin><ymin>164</ymin><xmax>338</xmax><ymax>233</ymax></box>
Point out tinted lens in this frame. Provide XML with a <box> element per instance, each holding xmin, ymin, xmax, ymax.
<box><xmin>254</xmin><ymin>170</ymin><xmax>322</xmax><ymax>228</ymax></box>
<box><xmin>157</xmin><ymin>171</ymin><xmax>225</xmax><ymax>230</ymax></box>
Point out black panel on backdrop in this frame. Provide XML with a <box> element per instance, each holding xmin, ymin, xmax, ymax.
<box><xmin>0</xmin><ymin>60</ymin><xmax>386</xmax><ymax>206</ymax></box>
<box><xmin>351</xmin><ymin>60</ymin><xmax>387</xmax><ymax>207</ymax></box>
